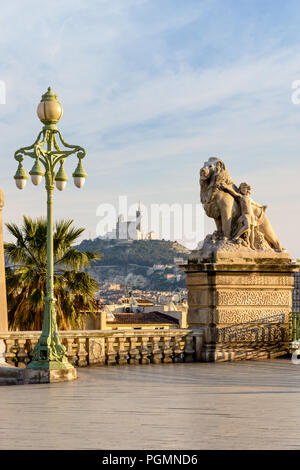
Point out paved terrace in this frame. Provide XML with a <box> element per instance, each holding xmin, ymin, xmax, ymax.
<box><xmin>1</xmin><ymin>359</ymin><xmax>300</xmax><ymax>450</ymax></box>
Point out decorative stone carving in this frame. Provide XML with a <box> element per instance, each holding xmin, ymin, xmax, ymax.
<box><xmin>216</xmin><ymin>308</ymin><xmax>290</xmax><ymax>324</ymax></box>
<box><xmin>180</xmin><ymin>157</ymin><xmax>300</xmax><ymax>362</ymax></box>
<box><xmin>88</xmin><ymin>337</ymin><xmax>105</xmax><ymax>365</ymax></box>
<box><xmin>216</xmin><ymin>274</ymin><xmax>294</xmax><ymax>286</ymax></box>
<box><xmin>216</xmin><ymin>290</ymin><xmax>291</xmax><ymax>306</ymax></box>
<box><xmin>199</xmin><ymin>157</ymin><xmax>282</xmax><ymax>253</ymax></box>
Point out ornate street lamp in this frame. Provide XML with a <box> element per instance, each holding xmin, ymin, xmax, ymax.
<box><xmin>13</xmin><ymin>87</ymin><xmax>87</xmax><ymax>376</ymax></box>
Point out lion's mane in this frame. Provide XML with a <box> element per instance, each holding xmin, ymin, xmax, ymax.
<box><xmin>200</xmin><ymin>157</ymin><xmax>236</xmax><ymax>205</ymax></box>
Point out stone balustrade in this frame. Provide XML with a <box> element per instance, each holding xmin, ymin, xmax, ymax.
<box><xmin>0</xmin><ymin>329</ymin><xmax>203</xmax><ymax>368</ymax></box>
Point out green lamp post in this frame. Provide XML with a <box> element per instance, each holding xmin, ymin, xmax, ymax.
<box><xmin>14</xmin><ymin>87</ymin><xmax>87</xmax><ymax>374</ymax></box>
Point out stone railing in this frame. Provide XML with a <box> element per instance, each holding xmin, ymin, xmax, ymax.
<box><xmin>0</xmin><ymin>329</ymin><xmax>204</xmax><ymax>368</ymax></box>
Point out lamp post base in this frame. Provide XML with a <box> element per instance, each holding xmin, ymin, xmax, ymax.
<box><xmin>0</xmin><ymin>365</ymin><xmax>77</xmax><ymax>385</ymax></box>
<box><xmin>26</xmin><ymin>356</ymin><xmax>77</xmax><ymax>383</ymax></box>
<box><xmin>23</xmin><ymin>367</ymin><xmax>77</xmax><ymax>384</ymax></box>
<box><xmin>27</xmin><ymin>359</ymin><xmax>74</xmax><ymax>370</ymax></box>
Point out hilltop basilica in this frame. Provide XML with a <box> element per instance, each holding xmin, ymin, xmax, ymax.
<box><xmin>104</xmin><ymin>201</ymin><xmax>156</xmax><ymax>241</ymax></box>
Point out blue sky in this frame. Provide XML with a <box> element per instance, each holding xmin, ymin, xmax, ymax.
<box><xmin>1</xmin><ymin>0</ymin><xmax>300</xmax><ymax>254</ymax></box>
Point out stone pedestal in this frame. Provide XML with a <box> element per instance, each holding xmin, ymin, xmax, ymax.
<box><xmin>22</xmin><ymin>367</ymin><xmax>77</xmax><ymax>384</ymax></box>
<box><xmin>0</xmin><ymin>190</ymin><xmax>8</xmax><ymax>331</ymax></box>
<box><xmin>182</xmin><ymin>246</ymin><xmax>299</xmax><ymax>362</ymax></box>
<box><xmin>0</xmin><ymin>366</ymin><xmax>77</xmax><ymax>386</ymax></box>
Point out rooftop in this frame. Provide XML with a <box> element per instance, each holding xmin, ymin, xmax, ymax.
<box><xmin>107</xmin><ymin>311</ymin><xmax>179</xmax><ymax>325</ymax></box>
<box><xmin>0</xmin><ymin>359</ymin><xmax>300</xmax><ymax>450</ymax></box>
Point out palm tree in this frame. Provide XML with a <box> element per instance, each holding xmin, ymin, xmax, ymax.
<box><xmin>5</xmin><ymin>216</ymin><xmax>100</xmax><ymax>331</ymax></box>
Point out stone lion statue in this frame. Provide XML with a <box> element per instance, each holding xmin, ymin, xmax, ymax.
<box><xmin>199</xmin><ymin>157</ymin><xmax>282</xmax><ymax>251</ymax></box>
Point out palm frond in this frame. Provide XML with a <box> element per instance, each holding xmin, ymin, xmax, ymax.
<box><xmin>6</xmin><ymin>216</ymin><xmax>100</xmax><ymax>331</ymax></box>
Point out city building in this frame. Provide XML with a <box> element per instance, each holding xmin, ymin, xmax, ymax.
<box><xmin>102</xmin><ymin>201</ymin><xmax>156</xmax><ymax>241</ymax></box>
<box><xmin>101</xmin><ymin>311</ymin><xmax>180</xmax><ymax>330</ymax></box>
<box><xmin>85</xmin><ymin>291</ymin><xmax>187</xmax><ymax>330</ymax></box>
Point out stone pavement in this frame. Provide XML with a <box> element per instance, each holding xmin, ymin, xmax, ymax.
<box><xmin>0</xmin><ymin>359</ymin><xmax>300</xmax><ymax>450</ymax></box>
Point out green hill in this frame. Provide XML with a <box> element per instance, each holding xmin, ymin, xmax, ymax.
<box><xmin>77</xmin><ymin>239</ymin><xmax>190</xmax><ymax>291</ymax></box>
<box><xmin>77</xmin><ymin>239</ymin><xmax>190</xmax><ymax>267</ymax></box>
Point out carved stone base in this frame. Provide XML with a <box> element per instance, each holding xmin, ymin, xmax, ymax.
<box><xmin>201</xmin><ymin>342</ymin><xmax>289</xmax><ymax>362</ymax></box>
<box><xmin>181</xmin><ymin>250</ymin><xmax>299</xmax><ymax>362</ymax></box>
<box><xmin>23</xmin><ymin>367</ymin><xmax>77</xmax><ymax>383</ymax></box>
<box><xmin>0</xmin><ymin>366</ymin><xmax>77</xmax><ymax>386</ymax></box>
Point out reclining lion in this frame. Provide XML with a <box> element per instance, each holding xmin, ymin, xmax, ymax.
<box><xmin>199</xmin><ymin>157</ymin><xmax>282</xmax><ymax>251</ymax></box>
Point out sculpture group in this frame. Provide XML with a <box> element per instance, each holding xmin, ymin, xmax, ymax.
<box><xmin>199</xmin><ymin>157</ymin><xmax>282</xmax><ymax>252</ymax></box>
<box><xmin>180</xmin><ymin>156</ymin><xmax>297</xmax><ymax>362</ymax></box>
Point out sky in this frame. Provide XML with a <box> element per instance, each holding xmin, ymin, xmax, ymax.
<box><xmin>1</xmin><ymin>0</ymin><xmax>300</xmax><ymax>254</ymax></box>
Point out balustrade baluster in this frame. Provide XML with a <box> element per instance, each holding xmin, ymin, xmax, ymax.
<box><xmin>151</xmin><ymin>336</ymin><xmax>162</xmax><ymax>364</ymax></box>
<box><xmin>162</xmin><ymin>336</ymin><xmax>172</xmax><ymax>363</ymax></box>
<box><xmin>77</xmin><ymin>337</ymin><xmax>88</xmax><ymax>367</ymax></box>
<box><xmin>129</xmin><ymin>337</ymin><xmax>140</xmax><ymax>365</ymax></box>
<box><xmin>118</xmin><ymin>337</ymin><xmax>129</xmax><ymax>365</ymax></box>
<box><xmin>16</xmin><ymin>339</ymin><xmax>28</xmax><ymax>368</ymax></box>
<box><xmin>140</xmin><ymin>336</ymin><xmax>151</xmax><ymax>364</ymax></box>
<box><xmin>173</xmin><ymin>335</ymin><xmax>184</xmax><ymax>363</ymax></box>
<box><xmin>5</xmin><ymin>339</ymin><xmax>17</xmax><ymax>366</ymax></box>
<box><xmin>65</xmin><ymin>337</ymin><xmax>77</xmax><ymax>366</ymax></box>
<box><xmin>106</xmin><ymin>337</ymin><xmax>117</xmax><ymax>365</ymax></box>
